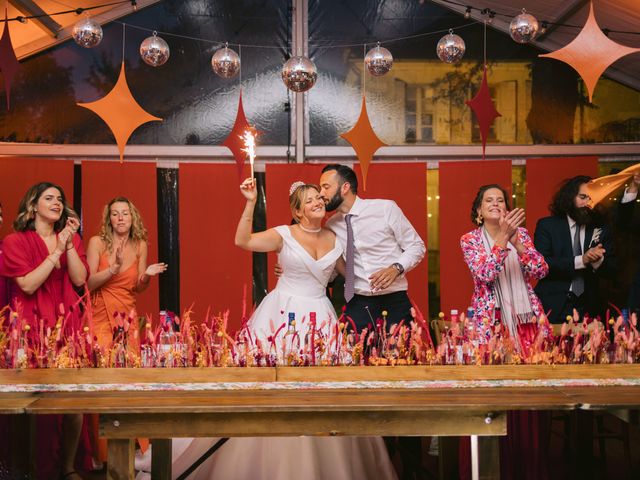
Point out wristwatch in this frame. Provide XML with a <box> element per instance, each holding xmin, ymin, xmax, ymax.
<box><xmin>391</xmin><ymin>262</ymin><xmax>404</xmax><ymax>274</ymax></box>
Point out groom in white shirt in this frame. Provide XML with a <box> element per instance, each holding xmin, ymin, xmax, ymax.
<box><xmin>319</xmin><ymin>164</ymin><xmax>426</xmax><ymax>332</ymax></box>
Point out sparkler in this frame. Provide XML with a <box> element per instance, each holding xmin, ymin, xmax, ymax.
<box><xmin>241</xmin><ymin>128</ymin><xmax>256</xmax><ymax>181</ymax></box>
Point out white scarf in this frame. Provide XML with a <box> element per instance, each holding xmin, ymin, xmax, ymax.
<box><xmin>481</xmin><ymin>226</ymin><xmax>535</xmax><ymax>341</ymax></box>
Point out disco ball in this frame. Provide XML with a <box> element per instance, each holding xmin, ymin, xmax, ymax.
<box><xmin>281</xmin><ymin>55</ymin><xmax>318</xmax><ymax>92</ymax></box>
<box><xmin>510</xmin><ymin>9</ymin><xmax>540</xmax><ymax>44</ymax></box>
<box><xmin>364</xmin><ymin>44</ymin><xmax>393</xmax><ymax>76</ymax></box>
<box><xmin>436</xmin><ymin>30</ymin><xmax>466</xmax><ymax>64</ymax></box>
<box><xmin>140</xmin><ymin>32</ymin><xmax>170</xmax><ymax>67</ymax></box>
<box><xmin>211</xmin><ymin>45</ymin><xmax>241</xmax><ymax>78</ymax></box>
<box><xmin>72</xmin><ymin>16</ymin><xmax>103</xmax><ymax>48</ymax></box>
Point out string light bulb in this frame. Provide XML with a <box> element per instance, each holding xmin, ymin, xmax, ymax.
<box><xmin>464</xmin><ymin>6</ymin><xmax>472</xmax><ymax>19</ymax></box>
<box><xmin>540</xmin><ymin>21</ymin><xmax>548</xmax><ymax>35</ymax></box>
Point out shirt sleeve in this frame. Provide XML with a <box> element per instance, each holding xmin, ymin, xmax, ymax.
<box><xmin>386</xmin><ymin>201</ymin><xmax>426</xmax><ymax>273</ymax></box>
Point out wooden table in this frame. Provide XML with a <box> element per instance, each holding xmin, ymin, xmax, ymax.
<box><xmin>1</xmin><ymin>365</ymin><xmax>639</xmax><ymax>480</ymax></box>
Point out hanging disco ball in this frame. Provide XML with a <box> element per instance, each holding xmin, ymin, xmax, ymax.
<box><xmin>211</xmin><ymin>45</ymin><xmax>241</xmax><ymax>78</ymax></box>
<box><xmin>509</xmin><ymin>9</ymin><xmax>540</xmax><ymax>44</ymax></box>
<box><xmin>72</xmin><ymin>16</ymin><xmax>103</xmax><ymax>48</ymax></box>
<box><xmin>364</xmin><ymin>43</ymin><xmax>393</xmax><ymax>76</ymax></box>
<box><xmin>281</xmin><ymin>55</ymin><xmax>317</xmax><ymax>92</ymax></box>
<box><xmin>436</xmin><ymin>30</ymin><xmax>466</xmax><ymax>64</ymax></box>
<box><xmin>140</xmin><ymin>32</ymin><xmax>170</xmax><ymax>67</ymax></box>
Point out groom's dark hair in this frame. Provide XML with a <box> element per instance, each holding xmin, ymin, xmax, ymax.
<box><xmin>322</xmin><ymin>164</ymin><xmax>358</xmax><ymax>194</ymax></box>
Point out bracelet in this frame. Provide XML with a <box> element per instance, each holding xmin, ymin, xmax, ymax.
<box><xmin>66</xmin><ymin>245</ymin><xmax>74</xmax><ymax>251</ymax></box>
<box><xmin>45</xmin><ymin>256</ymin><xmax>57</xmax><ymax>267</ymax></box>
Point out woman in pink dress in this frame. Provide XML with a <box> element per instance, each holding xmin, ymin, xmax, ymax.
<box><xmin>460</xmin><ymin>184</ymin><xmax>549</xmax><ymax>480</ymax></box>
<box><xmin>0</xmin><ymin>182</ymin><xmax>91</xmax><ymax>480</ymax></box>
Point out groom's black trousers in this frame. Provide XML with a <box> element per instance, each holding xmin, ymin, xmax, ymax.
<box><xmin>345</xmin><ymin>291</ymin><xmax>413</xmax><ymax>332</ymax></box>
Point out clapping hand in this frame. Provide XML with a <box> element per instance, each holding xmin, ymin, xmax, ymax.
<box><xmin>240</xmin><ymin>178</ymin><xmax>257</xmax><ymax>202</ymax></box>
<box><xmin>145</xmin><ymin>262</ymin><xmax>168</xmax><ymax>277</ymax></box>
<box><xmin>55</xmin><ymin>219</ymin><xmax>78</xmax><ymax>254</ymax></box>
<box><xmin>583</xmin><ymin>243</ymin><xmax>605</xmax><ymax>265</ymax></box>
<box><xmin>498</xmin><ymin>208</ymin><xmax>525</xmax><ymax>244</ymax></box>
<box><xmin>109</xmin><ymin>240</ymin><xmax>125</xmax><ymax>275</ymax></box>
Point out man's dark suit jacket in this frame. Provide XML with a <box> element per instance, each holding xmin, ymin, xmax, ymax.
<box><xmin>533</xmin><ymin>215</ymin><xmax>615</xmax><ymax>323</ymax></box>
<box><xmin>618</xmin><ymin>198</ymin><xmax>640</xmax><ymax>311</ymax></box>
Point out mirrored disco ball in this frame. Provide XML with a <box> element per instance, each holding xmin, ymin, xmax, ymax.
<box><xmin>510</xmin><ymin>10</ymin><xmax>540</xmax><ymax>43</ymax></box>
<box><xmin>72</xmin><ymin>16</ymin><xmax>103</xmax><ymax>48</ymax></box>
<box><xmin>281</xmin><ymin>56</ymin><xmax>318</xmax><ymax>92</ymax></box>
<box><xmin>140</xmin><ymin>33</ymin><xmax>170</xmax><ymax>67</ymax></box>
<box><xmin>211</xmin><ymin>46</ymin><xmax>241</xmax><ymax>78</ymax></box>
<box><xmin>364</xmin><ymin>44</ymin><xmax>393</xmax><ymax>76</ymax></box>
<box><xmin>436</xmin><ymin>31</ymin><xmax>466</xmax><ymax>64</ymax></box>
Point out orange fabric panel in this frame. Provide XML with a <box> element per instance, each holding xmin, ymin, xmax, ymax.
<box><xmin>265</xmin><ymin>163</ymin><xmax>429</xmax><ymax>317</ymax></box>
<box><xmin>439</xmin><ymin>160</ymin><xmax>512</xmax><ymax>315</ymax></box>
<box><xmin>82</xmin><ymin>161</ymin><xmax>159</xmax><ymax>317</ymax></box>
<box><xmin>0</xmin><ymin>157</ymin><xmax>74</xmax><ymax>239</ymax></box>
<box><xmin>265</xmin><ymin>164</ymin><xmax>326</xmax><ymax>290</ymax></box>
<box><xmin>179</xmin><ymin>164</ymin><xmax>252</xmax><ymax>331</ymax></box>
<box><xmin>526</xmin><ymin>156</ymin><xmax>599</xmax><ymax>233</ymax></box>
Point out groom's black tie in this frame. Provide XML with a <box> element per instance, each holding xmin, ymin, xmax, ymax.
<box><xmin>345</xmin><ymin>214</ymin><xmax>355</xmax><ymax>303</ymax></box>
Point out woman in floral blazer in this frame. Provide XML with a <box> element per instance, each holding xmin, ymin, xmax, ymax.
<box><xmin>460</xmin><ymin>184</ymin><xmax>548</xmax><ymax>332</ymax></box>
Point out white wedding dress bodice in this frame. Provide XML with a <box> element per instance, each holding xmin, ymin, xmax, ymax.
<box><xmin>247</xmin><ymin>225</ymin><xmax>342</xmax><ymax>342</ymax></box>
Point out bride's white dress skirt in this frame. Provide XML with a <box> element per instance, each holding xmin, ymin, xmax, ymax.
<box><xmin>171</xmin><ymin>436</ymin><xmax>398</xmax><ymax>479</ymax></box>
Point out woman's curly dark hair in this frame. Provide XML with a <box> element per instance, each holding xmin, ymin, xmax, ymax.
<box><xmin>549</xmin><ymin>175</ymin><xmax>591</xmax><ymax>217</ymax></box>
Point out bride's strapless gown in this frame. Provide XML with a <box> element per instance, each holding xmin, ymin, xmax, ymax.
<box><xmin>169</xmin><ymin>226</ymin><xmax>398</xmax><ymax>479</ymax></box>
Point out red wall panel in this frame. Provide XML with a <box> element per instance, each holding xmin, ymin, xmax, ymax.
<box><xmin>179</xmin><ymin>164</ymin><xmax>252</xmax><ymax>331</ymax></box>
<box><xmin>526</xmin><ymin>156</ymin><xmax>599</xmax><ymax>233</ymax></box>
<box><xmin>82</xmin><ymin>161</ymin><xmax>159</xmax><ymax>317</ymax></box>
<box><xmin>0</xmin><ymin>157</ymin><xmax>74</xmax><ymax>239</ymax></box>
<box><xmin>439</xmin><ymin>160</ymin><xmax>512</xmax><ymax>315</ymax></box>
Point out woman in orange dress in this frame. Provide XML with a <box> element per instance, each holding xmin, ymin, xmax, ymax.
<box><xmin>87</xmin><ymin>196</ymin><xmax>166</xmax><ymax>347</ymax></box>
<box><xmin>86</xmin><ymin>197</ymin><xmax>166</xmax><ymax>464</ymax></box>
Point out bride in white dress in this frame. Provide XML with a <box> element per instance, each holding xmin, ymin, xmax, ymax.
<box><xmin>168</xmin><ymin>179</ymin><xmax>398</xmax><ymax>479</ymax></box>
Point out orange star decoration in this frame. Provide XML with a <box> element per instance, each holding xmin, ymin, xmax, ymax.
<box><xmin>77</xmin><ymin>61</ymin><xmax>162</xmax><ymax>162</ymax></box>
<box><xmin>340</xmin><ymin>95</ymin><xmax>387</xmax><ymax>191</ymax></box>
<box><xmin>466</xmin><ymin>67</ymin><xmax>501</xmax><ymax>160</ymax></box>
<box><xmin>0</xmin><ymin>9</ymin><xmax>20</xmax><ymax>110</ymax></box>
<box><xmin>539</xmin><ymin>1</ymin><xmax>640</xmax><ymax>102</ymax></box>
<box><xmin>222</xmin><ymin>90</ymin><xmax>258</xmax><ymax>179</ymax></box>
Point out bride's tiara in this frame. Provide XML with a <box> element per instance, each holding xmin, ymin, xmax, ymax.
<box><xmin>289</xmin><ymin>181</ymin><xmax>305</xmax><ymax>196</ymax></box>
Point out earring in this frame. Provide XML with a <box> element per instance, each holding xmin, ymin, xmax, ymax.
<box><xmin>475</xmin><ymin>213</ymin><xmax>483</xmax><ymax>225</ymax></box>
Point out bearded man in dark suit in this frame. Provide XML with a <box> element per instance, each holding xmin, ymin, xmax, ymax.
<box><xmin>534</xmin><ymin>176</ymin><xmax>616</xmax><ymax>323</ymax></box>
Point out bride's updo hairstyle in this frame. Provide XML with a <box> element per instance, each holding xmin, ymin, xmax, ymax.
<box><xmin>289</xmin><ymin>181</ymin><xmax>321</xmax><ymax>223</ymax></box>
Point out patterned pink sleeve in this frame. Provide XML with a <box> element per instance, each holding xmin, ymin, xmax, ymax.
<box><xmin>516</xmin><ymin>228</ymin><xmax>548</xmax><ymax>280</ymax></box>
<box><xmin>460</xmin><ymin>232</ymin><xmax>509</xmax><ymax>283</ymax></box>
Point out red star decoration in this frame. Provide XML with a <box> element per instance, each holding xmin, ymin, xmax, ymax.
<box><xmin>540</xmin><ymin>2</ymin><xmax>640</xmax><ymax>102</ymax></box>
<box><xmin>78</xmin><ymin>62</ymin><xmax>162</xmax><ymax>162</ymax></box>
<box><xmin>0</xmin><ymin>9</ymin><xmax>20</xmax><ymax>110</ymax></box>
<box><xmin>340</xmin><ymin>95</ymin><xmax>387</xmax><ymax>191</ymax></box>
<box><xmin>465</xmin><ymin>67</ymin><xmax>501</xmax><ymax>160</ymax></box>
<box><xmin>222</xmin><ymin>90</ymin><xmax>258</xmax><ymax>179</ymax></box>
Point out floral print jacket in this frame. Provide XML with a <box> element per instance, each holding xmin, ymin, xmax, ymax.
<box><xmin>460</xmin><ymin>227</ymin><xmax>549</xmax><ymax>325</ymax></box>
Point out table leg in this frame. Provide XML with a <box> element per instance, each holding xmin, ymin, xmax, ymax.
<box><xmin>151</xmin><ymin>439</ymin><xmax>172</xmax><ymax>480</ymax></box>
<box><xmin>478</xmin><ymin>436</ymin><xmax>500</xmax><ymax>480</ymax></box>
<box><xmin>107</xmin><ymin>438</ymin><xmax>135</xmax><ymax>480</ymax></box>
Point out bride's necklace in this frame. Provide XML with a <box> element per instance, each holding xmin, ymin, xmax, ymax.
<box><xmin>298</xmin><ymin>223</ymin><xmax>321</xmax><ymax>233</ymax></box>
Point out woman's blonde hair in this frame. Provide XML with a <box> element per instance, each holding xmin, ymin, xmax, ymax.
<box><xmin>289</xmin><ymin>183</ymin><xmax>321</xmax><ymax>223</ymax></box>
<box><xmin>98</xmin><ymin>197</ymin><xmax>148</xmax><ymax>252</ymax></box>
<box><xmin>13</xmin><ymin>182</ymin><xmax>77</xmax><ymax>232</ymax></box>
